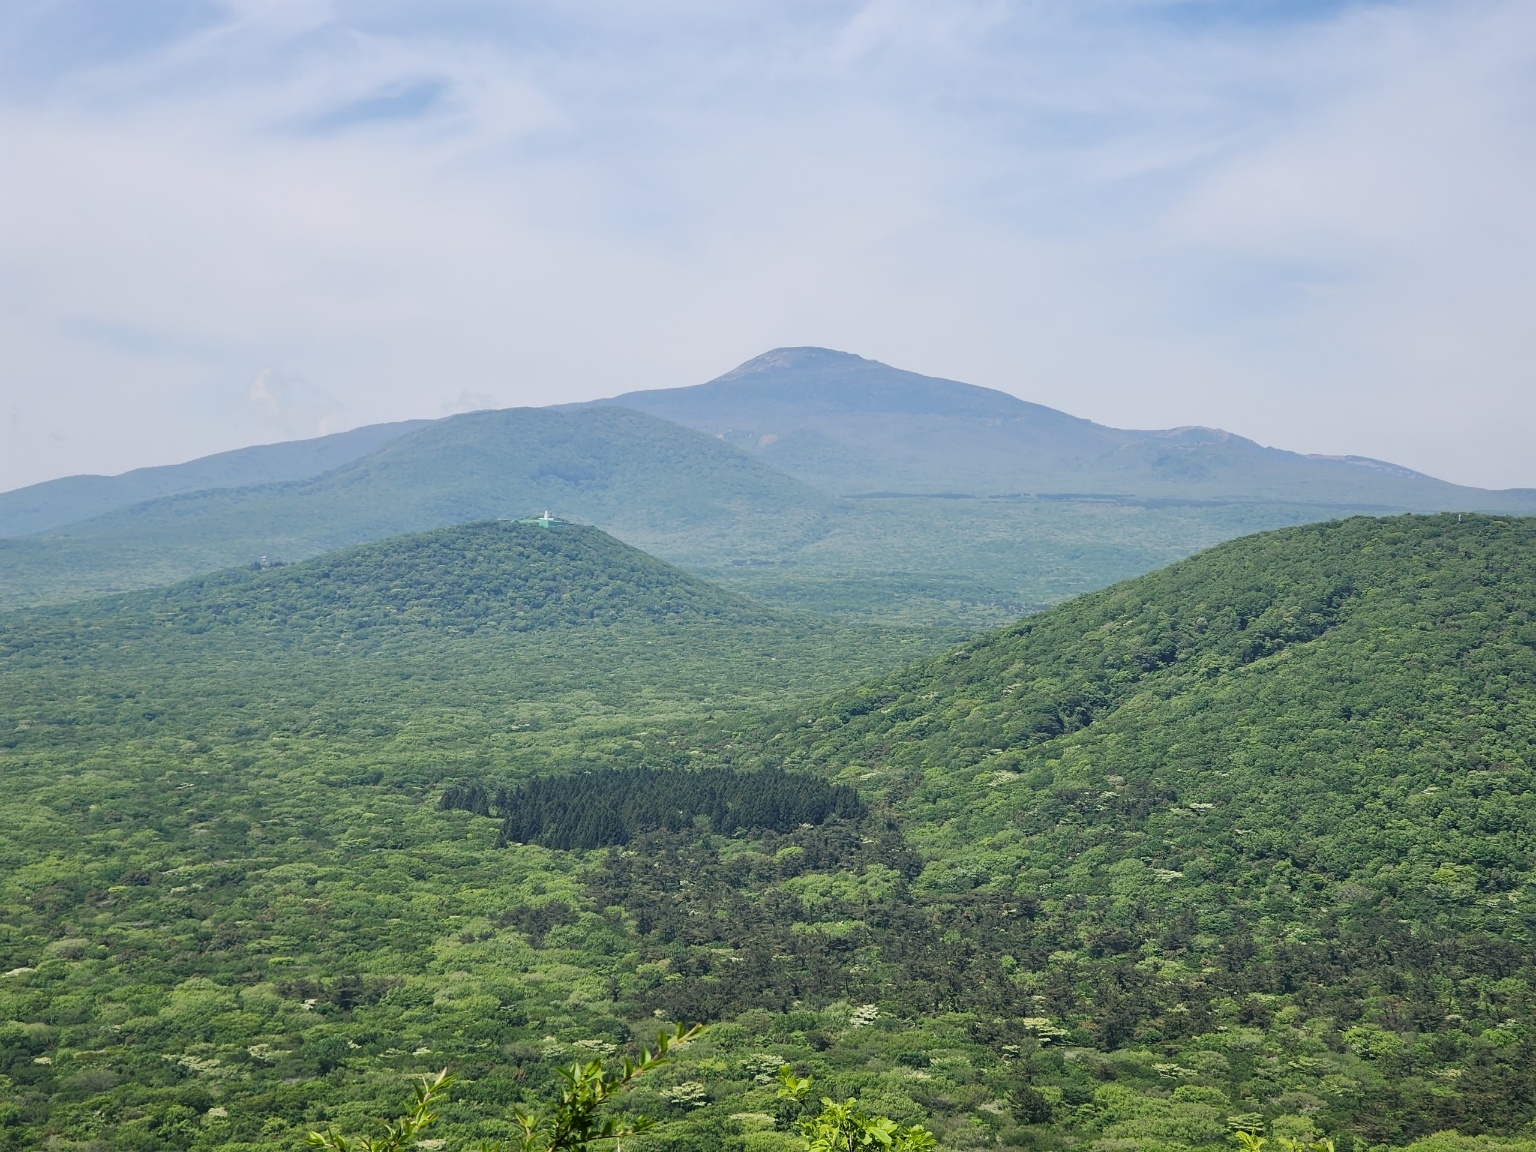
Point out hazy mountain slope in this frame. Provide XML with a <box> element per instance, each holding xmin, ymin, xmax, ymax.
<box><xmin>0</xmin><ymin>406</ymin><xmax>836</xmax><ymax>609</ymax></box>
<box><xmin>591</xmin><ymin>346</ymin><xmax>1118</xmax><ymax>494</ymax></box>
<box><xmin>4</xmin><ymin>396</ymin><xmax>1317</xmax><ymax>628</ymax></box>
<box><xmin>595</xmin><ymin>347</ymin><xmax>1536</xmax><ymax>510</ymax></box>
<box><xmin>0</xmin><ymin>419</ymin><xmax>429</xmax><ymax>538</ymax></box>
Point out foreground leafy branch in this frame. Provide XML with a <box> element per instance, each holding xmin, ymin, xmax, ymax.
<box><xmin>306</xmin><ymin>1026</ymin><xmax>704</xmax><ymax>1152</ymax></box>
<box><xmin>307</xmin><ymin>1068</ymin><xmax>455</xmax><ymax>1152</ymax></box>
<box><xmin>778</xmin><ymin>1066</ymin><xmax>936</xmax><ymax>1152</ymax></box>
<box><xmin>493</xmin><ymin>1022</ymin><xmax>706</xmax><ymax>1152</ymax></box>
<box><xmin>1234</xmin><ymin>1134</ymin><xmax>1336</xmax><ymax>1152</ymax></box>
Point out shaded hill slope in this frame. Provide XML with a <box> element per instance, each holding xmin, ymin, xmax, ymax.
<box><xmin>0</xmin><ymin>419</ymin><xmax>428</xmax><ymax>538</ymax></box>
<box><xmin>0</xmin><ymin>406</ymin><xmax>835</xmax><ymax>609</ymax></box>
<box><xmin>595</xmin><ymin>348</ymin><xmax>1536</xmax><ymax>510</ymax></box>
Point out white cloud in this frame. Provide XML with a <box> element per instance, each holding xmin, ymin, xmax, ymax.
<box><xmin>0</xmin><ymin>0</ymin><xmax>1532</xmax><ymax>490</ymax></box>
<box><xmin>244</xmin><ymin>367</ymin><xmax>345</xmax><ymax>436</ymax></box>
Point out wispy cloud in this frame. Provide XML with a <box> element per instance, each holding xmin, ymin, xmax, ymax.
<box><xmin>295</xmin><ymin>78</ymin><xmax>449</xmax><ymax>134</ymax></box>
<box><xmin>0</xmin><ymin>0</ymin><xmax>1531</xmax><ymax>489</ymax></box>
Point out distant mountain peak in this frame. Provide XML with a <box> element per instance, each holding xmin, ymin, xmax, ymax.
<box><xmin>605</xmin><ymin>346</ymin><xmax>1065</xmax><ymax>424</ymax></box>
<box><xmin>584</xmin><ymin>349</ymin><xmax>1527</xmax><ymax>508</ymax></box>
<box><xmin>719</xmin><ymin>347</ymin><xmax>878</xmax><ymax>378</ymax></box>
<box><xmin>1143</xmin><ymin>426</ymin><xmax>1264</xmax><ymax>449</ymax></box>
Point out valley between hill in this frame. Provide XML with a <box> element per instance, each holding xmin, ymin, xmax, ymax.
<box><xmin>0</xmin><ymin>515</ymin><xmax>1532</xmax><ymax>1152</ymax></box>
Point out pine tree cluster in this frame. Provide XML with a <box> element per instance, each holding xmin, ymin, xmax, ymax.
<box><xmin>439</xmin><ymin>767</ymin><xmax>864</xmax><ymax>849</ymax></box>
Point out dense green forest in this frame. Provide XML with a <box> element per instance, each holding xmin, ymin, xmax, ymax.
<box><xmin>0</xmin><ymin>514</ymin><xmax>1533</xmax><ymax>1152</ymax></box>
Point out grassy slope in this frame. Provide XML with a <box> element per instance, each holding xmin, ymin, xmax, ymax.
<box><xmin>1</xmin><ymin>515</ymin><xmax>1533</xmax><ymax>1152</ymax></box>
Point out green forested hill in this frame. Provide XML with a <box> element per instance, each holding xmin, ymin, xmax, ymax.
<box><xmin>0</xmin><ymin>519</ymin><xmax>938</xmax><ymax>780</ymax></box>
<box><xmin>1</xmin><ymin>515</ymin><xmax>1533</xmax><ymax>1152</ymax></box>
<box><xmin>1</xmin><ymin>520</ymin><xmax>774</xmax><ymax>655</ymax></box>
<box><xmin>0</xmin><ymin>521</ymin><xmax>956</xmax><ymax>1148</ymax></box>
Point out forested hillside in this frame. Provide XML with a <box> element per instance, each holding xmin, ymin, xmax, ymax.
<box><xmin>0</xmin><ymin>515</ymin><xmax>1533</xmax><ymax>1152</ymax></box>
<box><xmin>2</xmin><ymin>520</ymin><xmax>776</xmax><ymax>654</ymax></box>
<box><xmin>0</xmin><ymin>519</ymin><xmax>955</xmax><ymax>1150</ymax></box>
<box><xmin>676</xmin><ymin>513</ymin><xmax>1536</xmax><ymax>1141</ymax></box>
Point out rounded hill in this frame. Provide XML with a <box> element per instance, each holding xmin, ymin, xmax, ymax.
<box><xmin>3</xmin><ymin>520</ymin><xmax>777</xmax><ymax>650</ymax></box>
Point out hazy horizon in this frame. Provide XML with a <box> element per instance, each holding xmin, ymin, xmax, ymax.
<box><xmin>3</xmin><ymin>0</ymin><xmax>1534</xmax><ymax>492</ymax></box>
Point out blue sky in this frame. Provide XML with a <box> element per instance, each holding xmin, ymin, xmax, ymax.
<box><xmin>1</xmin><ymin>0</ymin><xmax>1533</xmax><ymax>489</ymax></box>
